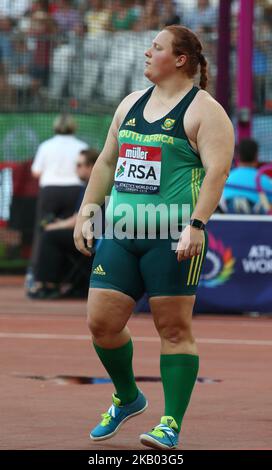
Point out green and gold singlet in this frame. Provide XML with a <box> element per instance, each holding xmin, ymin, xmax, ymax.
<box><xmin>107</xmin><ymin>85</ymin><xmax>205</xmax><ymax>230</ymax></box>
<box><xmin>90</xmin><ymin>86</ymin><xmax>208</xmax><ymax>300</ymax></box>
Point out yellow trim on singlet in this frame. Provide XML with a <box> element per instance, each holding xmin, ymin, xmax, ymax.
<box><xmin>195</xmin><ymin>168</ymin><xmax>201</xmax><ymax>201</ymax></box>
<box><xmin>191</xmin><ymin>169</ymin><xmax>196</xmax><ymax>209</ymax></box>
<box><xmin>191</xmin><ymin>168</ymin><xmax>202</xmax><ymax>210</ymax></box>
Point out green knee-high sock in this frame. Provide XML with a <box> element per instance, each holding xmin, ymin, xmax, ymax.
<box><xmin>93</xmin><ymin>339</ymin><xmax>138</xmax><ymax>405</ymax></box>
<box><xmin>160</xmin><ymin>354</ymin><xmax>199</xmax><ymax>432</ymax></box>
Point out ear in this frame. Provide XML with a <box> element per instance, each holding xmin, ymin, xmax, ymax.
<box><xmin>176</xmin><ymin>54</ymin><xmax>187</xmax><ymax>68</ymax></box>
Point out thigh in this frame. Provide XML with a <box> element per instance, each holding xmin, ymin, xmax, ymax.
<box><xmin>149</xmin><ymin>295</ymin><xmax>195</xmax><ymax>334</ymax></box>
<box><xmin>87</xmin><ymin>288</ymin><xmax>135</xmax><ymax>334</ymax></box>
<box><xmin>140</xmin><ymin>231</ymin><xmax>208</xmax><ymax>297</ymax></box>
<box><xmin>90</xmin><ymin>237</ymin><xmax>145</xmax><ymax>302</ymax></box>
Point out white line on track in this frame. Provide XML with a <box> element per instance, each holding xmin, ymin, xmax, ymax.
<box><xmin>0</xmin><ymin>332</ymin><xmax>271</xmax><ymax>346</ymax></box>
<box><xmin>0</xmin><ymin>316</ymin><xmax>271</xmax><ymax>328</ymax></box>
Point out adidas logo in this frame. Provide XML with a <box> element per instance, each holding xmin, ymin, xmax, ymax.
<box><xmin>125</xmin><ymin>118</ymin><xmax>136</xmax><ymax>127</ymax></box>
<box><xmin>93</xmin><ymin>264</ymin><xmax>106</xmax><ymax>275</ymax></box>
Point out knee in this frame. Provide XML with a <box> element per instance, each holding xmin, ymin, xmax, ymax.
<box><xmin>87</xmin><ymin>316</ymin><xmax>105</xmax><ymax>337</ymax></box>
<box><xmin>87</xmin><ymin>316</ymin><xmax>121</xmax><ymax>339</ymax></box>
<box><xmin>157</xmin><ymin>320</ymin><xmax>193</xmax><ymax>344</ymax></box>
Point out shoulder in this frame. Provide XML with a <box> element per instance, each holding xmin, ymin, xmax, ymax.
<box><xmin>199</xmin><ymin>91</ymin><xmax>233</xmax><ymax>125</ymax></box>
<box><xmin>115</xmin><ymin>88</ymin><xmax>151</xmax><ymax>127</ymax></box>
<box><xmin>36</xmin><ymin>137</ymin><xmax>54</xmax><ymax>152</ymax></box>
<box><xmin>193</xmin><ymin>90</ymin><xmax>230</xmax><ymax>116</ymax></box>
<box><xmin>42</xmin><ymin>136</ymin><xmax>57</xmax><ymax>146</ymax></box>
<box><xmin>191</xmin><ymin>90</ymin><xmax>234</xmax><ymax>132</ymax></box>
<box><xmin>227</xmin><ymin>167</ymin><xmax>243</xmax><ymax>179</ymax></box>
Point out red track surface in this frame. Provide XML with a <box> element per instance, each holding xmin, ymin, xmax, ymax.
<box><xmin>0</xmin><ymin>276</ymin><xmax>271</xmax><ymax>450</ymax></box>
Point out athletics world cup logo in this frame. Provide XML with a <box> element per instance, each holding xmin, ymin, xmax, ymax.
<box><xmin>199</xmin><ymin>232</ymin><xmax>235</xmax><ymax>288</ymax></box>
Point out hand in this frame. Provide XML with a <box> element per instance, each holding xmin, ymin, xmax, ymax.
<box><xmin>73</xmin><ymin>215</ymin><xmax>93</xmax><ymax>257</ymax></box>
<box><xmin>176</xmin><ymin>225</ymin><xmax>204</xmax><ymax>262</ymax></box>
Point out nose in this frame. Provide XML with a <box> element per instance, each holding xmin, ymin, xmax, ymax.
<box><xmin>145</xmin><ymin>48</ymin><xmax>152</xmax><ymax>58</ymax></box>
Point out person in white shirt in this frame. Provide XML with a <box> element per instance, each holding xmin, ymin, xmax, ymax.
<box><xmin>32</xmin><ymin>115</ymin><xmax>88</xmax><ymax>187</ymax></box>
<box><xmin>28</xmin><ymin>114</ymin><xmax>88</xmax><ymax>289</ymax></box>
<box><xmin>29</xmin><ymin>148</ymin><xmax>99</xmax><ymax>300</ymax></box>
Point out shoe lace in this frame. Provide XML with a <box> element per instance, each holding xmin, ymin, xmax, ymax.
<box><xmin>150</xmin><ymin>425</ymin><xmax>168</xmax><ymax>438</ymax></box>
<box><xmin>101</xmin><ymin>412</ymin><xmax>112</xmax><ymax>426</ymax></box>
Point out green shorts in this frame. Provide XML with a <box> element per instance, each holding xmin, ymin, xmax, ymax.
<box><xmin>90</xmin><ymin>232</ymin><xmax>208</xmax><ymax>301</ymax></box>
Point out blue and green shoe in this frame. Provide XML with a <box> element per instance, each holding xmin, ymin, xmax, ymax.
<box><xmin>140</xmin><ymin>416</ymin><xmax>179</xmax><ymax>449</ymax></box>
<box><xmin>90</xmin><ymin>389</ymin><xmax>148</xmax><ymax>441</ymax></box>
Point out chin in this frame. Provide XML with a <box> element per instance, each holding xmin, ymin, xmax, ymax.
<box><xmin>144</xmin><ymin>70</ymin><xmax>156</xmax><ymax>83</ymax></box>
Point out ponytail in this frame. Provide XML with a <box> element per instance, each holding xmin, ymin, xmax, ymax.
<box><xmin>199</xmin><ymin>53</ymin><xmax>208</xmax><ymax>90</ymax></box>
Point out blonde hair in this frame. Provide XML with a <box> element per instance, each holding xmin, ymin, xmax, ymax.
<box><xmin>53</xmin><ymin>114</ymin><xmax>77</xmax><ymax>135</ymax></box>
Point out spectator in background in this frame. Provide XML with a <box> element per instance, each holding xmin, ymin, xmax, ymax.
<box><xmin>84</xmin><ymin>0</ymin><xmax>112</xmax><ymax>36</ymax></box>
<box><xmin>28</xmin><ymin>11</ymin><xmax>56</xmax><ymax>92</ymax></box>
<box><xmin>31</xmin><ymin>0</ymin><xmax>50</xmax><ymax>13</ymax></box>
<box><xmin>183</xmin><ymin>0</ymin><xmax>218</xmax><ymax>33</ymax></box>
<box><xmin>48</xmin><ymin>1</ymin><xmax>59</xmax><ymax>14</ymax></box>
<box><xmin>0</xmin><ymin>0</ymin><xmax>32</xmax><ymax>20</ymax></box>
<box><xmin>159</xmin><ymin>0</ymin><xmax>180</xmax><ymax>27</ymax></box>
<box><xmin>253</xmin><ymin>35</ymin><xmax>269</xmax><ymax>112</ymax></box>
<box><xmin>7</xmin><ymin>33</ymin><xmax>32</xmax><ymax>102</ymax></box>
<box><xmin>26</xmin><ymin>114</ymin><xmax>88</xmax><ymax>294</ymax></box>
<box><xmin>0</xmin><ymin>17</ymin><xmax>13</xmax><ymax>74</ymax></box>
<box><xmin>52</xmin><ymin>0</ymin><xmax>82</xmax><ymax>34</ymax></box>
<box><xmin>73</xmin><ymin>0</ymin><xmax>88</xmax><ymax>14</ymax></box>
<box><xmin>137</xmin><ymin>0</ymin><xmax>160</xmax><ymax>31</ymax></box>
<box><xmin>138</xmin><ymin>0</ymin><xmax>179</xmax><ymax>32</ymax></box>
<box><xmin>29</xmin><ymin>148</ymin><xmax>99</xmax><ymax>299</ymax></box>
<box><xmin>222</xmin><ymin>138</ymin><xmax>272</xmax><ymax>214</ymax></box>
<box><xmin>109</xmin><ymin>0</ymin><xmax>142</xmax><ymax>32</ymax></box>
<box><xmin>17</xmin><ymin>1</ymin><xmax>50</xmax><ymax>32</ymax></box>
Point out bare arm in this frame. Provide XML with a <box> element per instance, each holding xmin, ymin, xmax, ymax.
<box><xmin>177</xmin><ymin>96</ymin><xmax>234</xmax><ymax>261</ymax></box>
<box><xmin>45</xmin><ymin>214</ymin><xmax>77</xmax><ymax>231</ymax></box>
<box><xmin>192</xmin><ymin>97</ymin><xmax>235</xmax><ymax>223</ymax></box>
<box><xmin>32</xmin><ymin>171</ymin><xmax>41</xmax><ymax>179</ymax></box>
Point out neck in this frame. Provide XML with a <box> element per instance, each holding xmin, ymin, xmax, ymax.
<box><xmin>154</xmin><ymin>75</ymin><xmax>194</xmax><ymax>101</ymax></box>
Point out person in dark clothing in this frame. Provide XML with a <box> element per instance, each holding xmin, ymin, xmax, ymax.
<box><xmin>26</xmin><ymin>114</ymin><xmax>88</xmax><ymax>293</ymax></box>
<box><xmin>29</xmin><ymin>148</ymin><xmax>99</xmax><ymax>299</ymax></box>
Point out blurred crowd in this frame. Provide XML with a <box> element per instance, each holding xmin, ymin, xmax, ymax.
<box><xmin>0</xmin><ymin>0</ymin><xmax>217</xmax><ymax>107</ymax></box>
<box><xmin>0</xmin><ymin>0</ymin><xmax>271</xmax><ymax>111</ymax></box>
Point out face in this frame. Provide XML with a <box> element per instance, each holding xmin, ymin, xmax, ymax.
<box><xmin>76</xmin><ymin>154</ymin><xmax>93</xmax><ymax>181</ymax></box>
<box><xmin>144</xmin><ymin>30</ymin><xmax>187</xmax><ymax>83</ymax></box>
